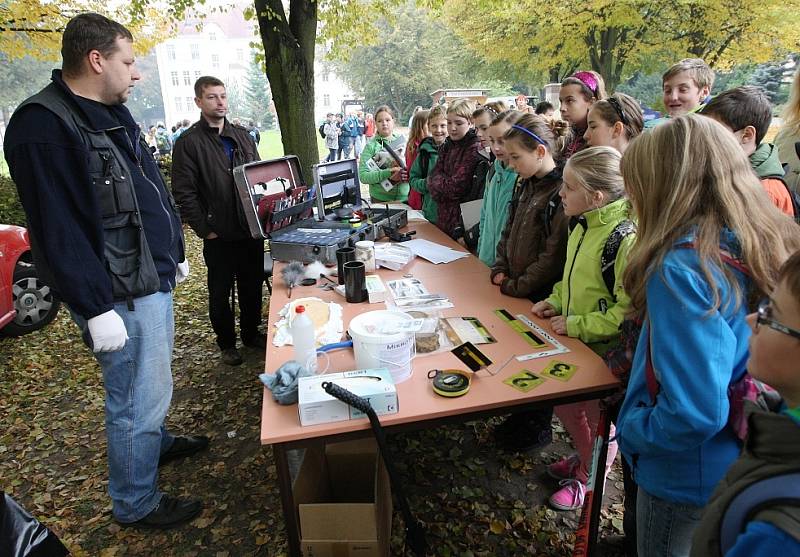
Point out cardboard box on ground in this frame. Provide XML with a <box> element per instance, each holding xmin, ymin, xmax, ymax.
<box><xmin>294</xmin><ymin>439</ymin><xmax>392</xmax><ymax>557</ymax></box>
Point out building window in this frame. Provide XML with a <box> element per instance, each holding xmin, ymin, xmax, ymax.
<box><xmin>167</xmin><ymin>45</ymin><xmax>176</xmax><ymax>60</ymax></box>
<box><xmin>322</xmin><ymin>72</ymin><xmax>329</xmax><ymax>83</ymax></box>
<box><xmin>183</xmin><ymin>71</ymin><xmax>191</xmax><ymax>85</ymax></box>
<box><xmin>170</xmin><ymin>71</ymin><xmax>179</xmax><ymax>86</ymax></box>
<box><xmin>186</xmin><ymin>97</ymin><xmax>194</xmax><ymax>110</ymax></box>
<box><xmin>323</xmin><ymin>94</ymin><xmax>330</xmax><ymax>107</ymax></box>
<box><xmin>175</xmin><ymin>97</ymin><xmax>183</xmax><ymax>112</ymax></box>
<box><xmin>212</xmin><ymin>54</ymin><xmax>220</xmax><ymax>68</ymax></box>
<box><xmin>190</xmin><ymin>44</ymin><xmax>200</xmax><ymax>60</ymax></box>
<box><xmin>236</xmin><ymin>48</ymin><xmax>244</xmax><ymax>62</ymax></box>
<box><xmin>209</xmin><ymin>32</ymin><xmax>216</xmax><ymax>41</ymax></box>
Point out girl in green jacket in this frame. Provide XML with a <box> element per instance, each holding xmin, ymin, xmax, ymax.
<box><xmin>358</xmin><ymin>105</ymin><xmax>409</xmax><ymax>202</ymax></box>
<box><xmin>531</xmin><ymin>146</ymin><xmax>635</xmax><ymax>512</ymax></box>
<box><xmin>409</xmin><ymin>105</ymin><xmax>448</xmax><ymax>223</ymax></box>
<box><xmin>477</xmin><ymin>109</ymin><xmax>521</xmax><ymax>266</ymax></box>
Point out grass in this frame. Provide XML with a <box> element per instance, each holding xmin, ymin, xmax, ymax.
<box><xmin>257</xmin><ymin>128</ymin><xmax>329</xmax><ymax>162</ymax></box>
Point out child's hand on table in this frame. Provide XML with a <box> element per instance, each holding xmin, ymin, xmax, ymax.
<box><xmin>531</xmin><ymin>300</ymin><xmax>556</xmax><ymax>318</ymax></box>
<box><xmin>550</xmin><ymin>315</ymin><xmax>568</xmax><ymax>335</ymax></box>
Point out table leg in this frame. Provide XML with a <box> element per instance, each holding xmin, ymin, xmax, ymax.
<box><xmin>273</xmin><ymin>443</ymin><xmax>301</xmax><ymax>557</ymax></box>
<box><xmin>573</xmin><ymin>406</ymin><xmax>611</xmax><ymax>556</ymax></box>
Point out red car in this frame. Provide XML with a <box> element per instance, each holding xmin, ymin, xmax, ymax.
<box><xmin>0</xmin><ymin>224</ymin><xmax>61</xmax><ymax>336</ymax></box>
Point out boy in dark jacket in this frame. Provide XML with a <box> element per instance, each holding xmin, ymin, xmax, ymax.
<box><xmin>691</xmin><ymin>250</ymin><xmax>800</xmax><ymax>556</ymax></box>
<box><xmin>426</xmin><ymin>99</ymin><xmax>483</xmax><ymax>238</ymax></box>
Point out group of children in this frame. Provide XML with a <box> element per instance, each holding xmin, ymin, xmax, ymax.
<box><xmin>357</xmin><ymin>57</ymin><xmax>800</xmax><ymax>556</ymax></box>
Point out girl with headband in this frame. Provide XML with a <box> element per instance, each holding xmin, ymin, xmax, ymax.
<box><xmin>559</xmin><ymin>70</ymin><xmax>607</xmax><ymax>159</ymax></box>
<box><xmin>489</xmin><ymin>113</ymin><xmax>570</xmax><ymax>452</ymax></box>
<box><xmin>584</xmin><ymin>93</ymin><xmax>644</xmax><ymax>154</ymax></box>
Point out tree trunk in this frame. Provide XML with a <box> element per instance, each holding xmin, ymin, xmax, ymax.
<box><xmin>254</xmin><ymin>0</ymin><xmax>318</xmax><ymax>182</ymax></box>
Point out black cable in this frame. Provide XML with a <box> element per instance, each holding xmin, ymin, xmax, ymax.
<box><xmin>321</xmin><ymin>381</ymin><xmax>427</xmax><ymax>556</ymax></box>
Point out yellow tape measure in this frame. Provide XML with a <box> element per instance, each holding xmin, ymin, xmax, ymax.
<box><xmin>427</xmin><ymin>369</ymin><xmax>471</xmax><ymax>397</ymax></box>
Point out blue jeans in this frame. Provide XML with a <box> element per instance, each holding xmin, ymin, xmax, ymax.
<box><xmin>326</xmin><ymin>148</ymin><xmax>337</xmax><ymax>162</ymax></box>
<box><xmin>636</xmin><ymin>487</ymin><xmax>703</xmax><ymax>557</ymax></box>
<box><xmin>70</xmin><ymin>291</ymin><xmax>176</xmax><ymax>522</ymax></box>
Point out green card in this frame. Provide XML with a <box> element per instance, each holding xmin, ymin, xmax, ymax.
<box><xmin>540</xmin><ymin>360</ymin><xmax>578</xmax><ymax>382</ymax></box>
<box><xmin>504</xmin><ymin>370</ymin><xmax>545</xmax><ymax>393</ymax></box>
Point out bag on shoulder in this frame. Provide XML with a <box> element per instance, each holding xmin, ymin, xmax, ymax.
<box><xmin>319</xmin><ymin>123</ymin><xmax>326</xmax><ymax>139</ymax></box>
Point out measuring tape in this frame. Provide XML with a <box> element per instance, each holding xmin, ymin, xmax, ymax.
<box><xmin>428</xmin><ymin>369</ymin><xmax>471</xmax><ymax>397</ymax></box>
<box><xmin>513</xmin><ymin>314</ymin><xmax>570</xmax><ymax>361</ymax></box>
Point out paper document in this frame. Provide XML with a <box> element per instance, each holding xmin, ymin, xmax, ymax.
<box><xmin>402</xmin><ymin>239</ymin><xmax>469</xmax><ymax>264</ymax></box>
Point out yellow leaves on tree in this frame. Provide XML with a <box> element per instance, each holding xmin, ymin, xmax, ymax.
<box><xmin>0</xmin><ymin>0</ymin><xmax>175</xmax><ymax>61</ymax></box>
<box><xmin>438</xmin><ymin>0</ymin><xmax>800</xmax><ymax>91</ymax></box>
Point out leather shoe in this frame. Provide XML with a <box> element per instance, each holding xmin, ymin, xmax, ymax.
<box><xmin>242</xmin><ymin>333</ymin><xmax>267</xmax><ymax>350</ymax></box>
<box><xmin>221</xmin><ymin>347</ymin><xmax>243</xmax><ymax>365</ymax></box>
<box><xmin>159</xmin><ymin>435</ymin><xmax>210</xmax><ymax>467</ymax></box>
<box><xmin>119</xmin><ymin>495</ymin><xmax>202</xmax><ymax>530</ymax></box>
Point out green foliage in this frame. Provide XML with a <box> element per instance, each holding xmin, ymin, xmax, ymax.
<box><xmin>748</xmin><ymin>63</ymin><xmax>789</xmax><ymax>105</ymax></box>
<box><xmin>330</xmin><ymin>1</ymin><xmax>515</xmax><ymax>121</ymax></box>
<box><xmin>0</xmin><ymin>175</ymin><xmax>26</xmax><ymax>226</ymax></box>
<box><xmin>0</xmin><ymin>54</ymin><xmax>53</xmax><ymax>113</ymax></box>
<box><xmin>126</xmin><ymin>52</ymin><xmax>166</xmax><ymax>125</ymax></box>
<box><xmin>243</xmin><ymin>52</ymin><xmax>275</xmax><ymax>129</ymax></box>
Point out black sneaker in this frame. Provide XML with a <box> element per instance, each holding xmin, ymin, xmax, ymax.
<box><xmin>221</xmin><ymin>347</ymin><xmax>243</xmax><ymax>366</ymax></box>
<box><xmin>159</xmin><ymin>435</ymin><xmax>210</xmax><ymax>467</ymax></box>
<box><xmin>242</xmin><ymin>333</ymin><xmax>267</xmax><ymax>350</ymax></box>
<box><xmin>118</xmin><ymin>495</ymin><xmax>203</xmax><ymax>530</ymax></box>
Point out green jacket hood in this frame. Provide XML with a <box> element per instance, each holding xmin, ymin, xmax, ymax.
<box><xmin>750</xmin><ymin>142</ymin><xmax>784</xmax><ymax>179</ymax></box>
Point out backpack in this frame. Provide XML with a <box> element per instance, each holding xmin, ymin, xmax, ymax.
<box><xmin>318</xmin><ymin>123</ymin><xmax>326</xmax><ymax>139</ymax></box>
<box><xmin>719</xmin><ymin>472</ymin><xmax>800</xmax><ymax>553</ymax></box>
<box><xmin>644</xmin><ymin>243</ymin><xmax>776</xmax><ymax>441</ymax></box>
<box><xmin>600</xmin><ymin>220</ymin><xmax>636</xmax><ymax>299</ymax></box>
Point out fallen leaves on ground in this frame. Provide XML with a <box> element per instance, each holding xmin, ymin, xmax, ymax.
<box><xmin>0</xmin><ymin>229</ymin><xmax>626</xmax><ymax>556</ymax></box>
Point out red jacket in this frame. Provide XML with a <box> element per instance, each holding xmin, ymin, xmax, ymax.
<box><xmin>427</xmin><ymin>129</ymin><xmax>481</xmax><ymax>237</ymax></box>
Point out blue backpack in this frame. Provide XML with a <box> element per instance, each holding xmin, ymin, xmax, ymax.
<box><xmin>720</xmin><ymin>472</ymin><xmax>800</xmax><ymax>553</ymax></box>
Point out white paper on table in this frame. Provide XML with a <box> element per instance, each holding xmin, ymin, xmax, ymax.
<box><xmin>402</xmin><ymin>238</ymin><xmax>469</xmax><ymax>264</ymax></box>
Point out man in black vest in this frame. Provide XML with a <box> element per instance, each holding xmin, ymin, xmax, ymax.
<box><xmin>172</xmin><ymin>77</ymin><xmax>264</xmax><ymax>366</ymax></box>
<box><xmin>3</xmin><ymin>13</ymin><xmax>208</xmax><ymax>529</ymax></box>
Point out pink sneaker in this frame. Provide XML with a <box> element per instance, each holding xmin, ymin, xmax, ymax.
<box><xmin>549</xmin><ymin>479</ymin><xmax>586</xmax><ymax>511</ymax></box>
<box><xmin>547</xmin><ymin>454</ymin><xmax>581</xmax><ymax>480</ymax></box>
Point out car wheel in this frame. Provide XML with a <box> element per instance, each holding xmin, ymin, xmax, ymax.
<box><xmin>2</xmin><ymin>263</ymin><xmax>61</xmax><ymax>337</ymax></box>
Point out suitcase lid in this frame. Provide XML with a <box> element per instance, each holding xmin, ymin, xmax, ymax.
<box><xmin>313</xmin><ymin>158</ymin><xmax>361</xmax><ymax>217</ymax></box>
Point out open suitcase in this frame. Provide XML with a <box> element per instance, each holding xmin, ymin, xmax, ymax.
<box><xmin>233</xmin><ymin>157</ymin><xmax>407</xmax><ymax>265</ymax></box>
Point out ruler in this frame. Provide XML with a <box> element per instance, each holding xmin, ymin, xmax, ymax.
<box><xmin>513</xmin><ymin>314</ymin><xmax>570</xmax><ymax>361</ymax></box>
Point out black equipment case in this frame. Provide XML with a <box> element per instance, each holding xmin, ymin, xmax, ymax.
<box><xmin>233</xmin><ymin>157</ymin><xmax>407</xmax><ymax>265</ymax></box>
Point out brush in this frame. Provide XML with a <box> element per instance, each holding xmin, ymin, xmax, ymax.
<box><xmin>280</xmin><ymin>261</ymin><xmax>305</xmax><ymax>298</ymax></box>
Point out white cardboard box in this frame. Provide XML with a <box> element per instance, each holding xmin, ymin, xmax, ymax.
<box><xmin>298</xmin><ymin>369</ymin><xmax>399</xmax><ymax>426</ymax></box>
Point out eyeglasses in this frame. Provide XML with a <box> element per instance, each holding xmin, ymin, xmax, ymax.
<box><xmin>606</xmin><ymin>97</ymin><xmax>629</xmax><ymax>126</ymax></box>
<box><xmin>756</xmin><ymin>298</ymin><xmax>800</xmax><ymax>340</ymax></box>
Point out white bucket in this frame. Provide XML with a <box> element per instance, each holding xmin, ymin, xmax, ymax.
<box><xmin>348</xmin><ymin>310</ymin><xmax>416</xmax><ymax>383</ymax></box>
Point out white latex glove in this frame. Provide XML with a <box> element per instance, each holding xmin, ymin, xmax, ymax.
<box><xmin>87</xmin><ymin>310</ymin><xmax>128</xmax><ymax>352</ymax></box>
<box><xmin>176</xmin><ymin>259</ymin><xmax>190</xmax><ymax>284</ymax></box>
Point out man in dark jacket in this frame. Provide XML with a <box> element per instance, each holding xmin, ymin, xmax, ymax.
<box><xmin>3</xmin><ymin>13</ymin><xmax>207</xmax><ymax>529</ymax></box>
<box><xmin>171</xmin><ymin>76</ymin><xmax>263</xmax><ymax>366</ymax></box>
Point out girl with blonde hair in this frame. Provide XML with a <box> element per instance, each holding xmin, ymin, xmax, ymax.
<box><xmin>775</xmin><ymin>68</ymin><xmax>800</xmax><ymax>191</ymax></box>
<box><xmin>615</xmin><ymin>114</ymin><xmax>800</xmax><ymax>557</ymax></box>
<box><xmin>532</xmin><ymin>146</ymin><xmax>635</xmax><ymax>511</ymax></box>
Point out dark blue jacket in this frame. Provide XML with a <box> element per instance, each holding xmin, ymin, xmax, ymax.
<box><xmin>3</xmin><ymin>70</ymin><xmax>184</xmax><ymax>319</ymax></box>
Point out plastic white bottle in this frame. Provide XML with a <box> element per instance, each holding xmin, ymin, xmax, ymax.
<box><xmin>291</xmin><ymin>305</ymin><xmax>317</xmax><ymax>372</ymax></box>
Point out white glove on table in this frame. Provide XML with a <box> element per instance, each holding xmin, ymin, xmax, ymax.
<box><xmin>176</xmin><ymin>259</ymin><xmax>190</xmax><ymax>284</ymax></box>
<box><xmin>87</xmin><ymin>310</ymin><xmax>128</xmax><ymax>352</ymax></box>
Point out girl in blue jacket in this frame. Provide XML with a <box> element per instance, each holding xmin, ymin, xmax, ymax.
<box><xmin>616</xmin><ymin>114</ymin><xmax>800</xmax><ymax>557</ymax></box>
